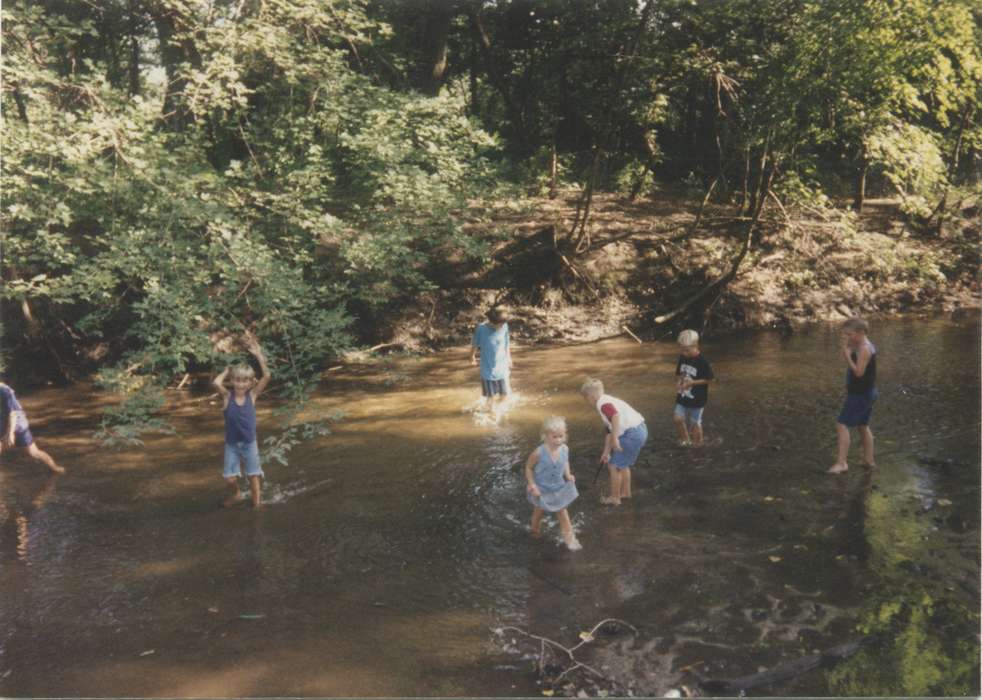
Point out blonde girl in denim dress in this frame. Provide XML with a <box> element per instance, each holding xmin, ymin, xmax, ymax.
<box><xmin>524</xmin><ymin>416</ymin><xmax>581</xmax><ymax>551</ymax></box>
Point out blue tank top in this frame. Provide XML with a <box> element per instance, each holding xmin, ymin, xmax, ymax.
<box><xmin>534</xmin><ymin>444</ymin><xmax>569</xmax><ymax>494</ymax></box>
<box><xmin>224</xmin><ymin>392</ymin><xmax>256</xmax><ymax>444</ymax></box>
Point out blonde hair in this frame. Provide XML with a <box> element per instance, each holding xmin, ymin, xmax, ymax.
<box><xmin>842</xmin><ymin>317</ymin><xmax>869</xmax><ymax>333</ymax></box>
<box><xmin>231</xmin><ymin>364</ymin><xmax>256</xmax><ymax>382</ymax></box>
<box><xmin>540</xmin><ymin>415</ymin><xmax>566</xmax><ymax>439</ymax></box>
<box><xmin>677</xmin><ymin>329</ymin><xmax>699</xmax><ymax>347</ymax></box>
<box><xmin>580</xmin><ymin>378</ymin><xmax>604</xmax><ymax>397</ymax></box>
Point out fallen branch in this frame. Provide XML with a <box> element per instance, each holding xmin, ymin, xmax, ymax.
<box><xmin>496</xmin><ymin>618</ymin><xmax>638</xmax><ymax>685</ymax></box>
<box><xmin>621</xmin><ymin>325</ymin><xmax>643</xmax><ymax>344</ymax></box>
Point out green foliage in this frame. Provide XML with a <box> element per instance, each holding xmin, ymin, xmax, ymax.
<box><xmin>827</xmin><ymin>594</ymin><xmax>980</xmax><ymax>697</ymax></box>
<box><xmin>867</xmin><ymin>122</ymin><xmax>947</xmax><ymax>198</ymax></box>
<box><xmin>1</xmin><ymin>0</ymin><xmax>503</xmax><ymax>454</ymax></box>
<box><xmin>92</xmin><ymin>382</ymin><xmax>174</xmax><ymax>448</ymax></box>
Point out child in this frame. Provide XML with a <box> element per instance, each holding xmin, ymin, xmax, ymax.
<box><xmin>0</xmin><ymin>382</ymin><xmax>65</xmax><ymax>474</ymax></box>
<box><xmin>470</xmin><ymin>306</ymin><xmax>513</xmax><ymax>416</ymax></box>
<box><xmin>673</xmin><ymin>329</ymin><xmax>715</xmax><ymax>447</ymax></box>
<box><xmin>213</xmin><ymin>332</ymin><xmax>270</xmax><ymax>507</ymax></box>
<box><xmin>524</xmin><ymin>416</ymin><xmax>581</xmax><ymax>551</ymax></box>
<box><xmin>580</xmin><ymin>378</ymin><xmax>647</xmax><ymax>506</ymax></box>
<box><xmin>828</xmin><ymin>317</ymin><xmax>877</xmax><ymax>474</ymax></box>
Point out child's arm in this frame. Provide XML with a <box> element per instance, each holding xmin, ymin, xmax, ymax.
<box><xmin>470</xmin><ymin>325</ymin><xmax>481</xmax><ymax>366</ymax></box>
<box><xmin>846</xmin><ymin>342</ymin><xmax>873</xmax><ymax>377</ymax></box>
<box><xmin>244</xmin><ymin>332</ymin><xmax>271</xmax><ymax>397</ymax></box>
<box><xmin>524</xmin><ymin>449</ymin><xmax>541</xmax><ymax>497</ymax></box>
<box><xmin>609</xmin><ymin>414</ymin><xmax>622</xmax><ymax>452</ymax></box>
<box><xmin>563</xmin><ymin>456</ymin><xmax>575</xmax><ymax>482</ymax></box>
<box><xmin>506</xmin><ymin>326</ymin><xmax>513</xmax><ymax>369</ymax></box>
<box><xmin>213</xmin><ymin>366</ymin><xmax>231</xmax><ymax>399</ymax></box>
<box><xmin>1</xmin><ymin>416</ymin><xmax>16</xmax><ymax>449</ymax></box>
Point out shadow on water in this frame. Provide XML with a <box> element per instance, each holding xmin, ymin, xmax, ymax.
<box><xmin>0</xmin><ymin>316</ymin><xmax>978</xmax><ymax>696</ymax></box>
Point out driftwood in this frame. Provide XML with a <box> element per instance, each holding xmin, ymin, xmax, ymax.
<box><xmin>496</xmin><ymin>618</ymin><xmax>638</xmax><ymax>686</ymax></box>
<box><xmin>697</xmin><ymin>636</ymin><xmax>873</xmax><ymax>694</ymax></box>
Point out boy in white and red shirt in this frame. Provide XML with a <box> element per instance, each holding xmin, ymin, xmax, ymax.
<box><xmin>580</xmin><ymin>378</ymin><xmax>647</xmax><ymax>506</ymax></box>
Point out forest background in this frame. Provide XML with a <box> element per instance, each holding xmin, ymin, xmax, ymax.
<box><xmin>2</xmin><ymin>0</ymin><xmax>980</xmax><ymax>449</ymax></box>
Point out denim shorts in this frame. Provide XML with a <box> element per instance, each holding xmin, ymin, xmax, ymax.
<box><xmin>481</xmin><ymin>378</ymin><xmax>510</xmax><ymax>397</ymax></box>
<box><xmin>13</xmin><ymin>428</ymin><xmax>34</xmax><ymax>447</ymax></box>
<box><xmin>837</xmin><ymin>388</ymin><xmax>878</xmax><ymax>427</ymax></box>
<box><xmin>674</xmin><ymin>403</ymin><xmax>705</xmax><ymax>426</ymax></box>
<box><xmin>223</xmin><ymin>441</ymin><xmax>262</xmax><ymax>479</ymax></box>
<box><xmin>609</xmin><ymin>423</ymin><xmax>648</xmax><ymax>470</ymax></box>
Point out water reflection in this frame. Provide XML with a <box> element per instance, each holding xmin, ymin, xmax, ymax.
<box><xmin>1</xmin><ymin>473</ymin><xmax>60</xmax><ymax>564</ymax></box>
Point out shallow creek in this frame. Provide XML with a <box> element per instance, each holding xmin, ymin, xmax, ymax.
<box><xmin>1</xmin><ymin>316</ymin><xmax>979</xmax><ymax>696</ymax></box>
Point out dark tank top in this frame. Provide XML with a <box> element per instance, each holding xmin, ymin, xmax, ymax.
<box><xmin>224</xmin><ymin>392</ymin><xmax>256</xmax><ymax>443</ymax></box>
<box><xmin>846</xmin><ymin>342</ymin><xmax>877</xmax><ymax>394</ymax></box>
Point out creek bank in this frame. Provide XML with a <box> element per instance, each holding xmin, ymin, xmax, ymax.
<box><xmin>370</xmin><ymin>190</ymin><xmax>980</xmax><ymax>353</ymax></box>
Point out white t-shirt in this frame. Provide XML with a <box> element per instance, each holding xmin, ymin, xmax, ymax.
<box><xmin>595</xmin><ymin>394</ymin><xmax>644</xmax><ymax>437</ymax></box>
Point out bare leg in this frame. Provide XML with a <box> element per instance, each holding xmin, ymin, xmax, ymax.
<box><xmin>621</xmin><ymin>468</ymin><xmax>632</xmax><ymax>499</ymax></box>
<box><xmin>223</xmin><ymin>478</ymin><xmax>244</xmax><ymax>507</ymax></box>
<box><xmin>858</xmin><ymin>425</ymin><xmax>875</xmax><ymax>466</ymax></box>
<box><xmin>690</xmin><ymin>423</ymin><xmax>704</xmax><ymax>447</ymax></box>
<box><xmin>492</xmin><ymin>394</ymin><xmax>505</xmax><ymax>418</ymax></box>
<box><xmin>828</xmin><ymin>423</ymin><xmax>850</xmax><ymax>473</ymax></box>
<box><xmin>603</xmin><ymin>465</ymin><xmax>622</xmax><ymax>505</ymax></box>
<box><xmin>673</xmin><ymin>414</ymin><xmax>691</xmax><ymax>445</ymax></box>
<box><xmin>248</xmin><ymin>475</ymin><xmax>262</xmax><ymax>508</ymax></box>
<box><xmin>530</xmin><ymin>507</ymin><xmax>544</xmax><ymax>537</ymax></box>
<box><xmin>557</xmin><ymin>509</ymin><xmax>581</xmax><ymax>550</ymax></box>
<box><xmin>25</xmin><ymin>443</ymin><xmax>65</xmax><ymax>474</ymax></box>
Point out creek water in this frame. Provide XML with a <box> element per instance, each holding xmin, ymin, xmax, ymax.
<box><xmin>1</xmin><ymin>316</ymin><xmax>979</xmax><ymax>697</ymax></box>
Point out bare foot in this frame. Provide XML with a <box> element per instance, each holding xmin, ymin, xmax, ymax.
<box><xmin>223</xmin><ymin>493</ymin><xmax>245</xmax><ymax>507</ymax></box>
<box><xmin>48</xmin><ymin>464</ymin><xmax>67</xmax><ymax>475</ymax></box>
<box><xmin>678</xmin><ymin>440</ymin><xmax>691</xmax><ymax>447</ymax></box>
<box><xmin>827</xmin><ymin>463</ymin><xmax>849</xmax><ymax>474</ymax></box>
<box><xmin>566</xmin><ymin>538</ymin><xmax>582</xmax><ymax>551</ymax></box>
<box><xmin>530</xmin><ymin>530</ymin><xmax>542</xmax><ymax>539</ymax></box>
<box><xmin>600</xmin><ymin>496</ymin><xmax>621</xmax><ymax>506</ymax></box>
<box><xmin>862</xmin><ymin>461</ymin><xmax>876</xmax><ymax>468</ymax></box>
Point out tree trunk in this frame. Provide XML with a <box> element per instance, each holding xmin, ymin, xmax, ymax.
<box><xmin>418</xmin><ymin>0</ymin><xmax>453</xmax><ymax>96</ymax></box>
<box><xmin>930</xmin><ymin>105</ymin><xmax>972</xmax><ymax>234</ymax></box>
<box><xmin>469</xmin><ymin>6</ymin><xmax>528</xmax><ymax>148</ymax></box>
<box><xmin>128</xmin><ymin>32</ymin><xmax>141</xmax><ymax>96</ymax></box>
<box><xmin>852</xmin><ymin>144</ymin><xmax>868</xmax><ymax>212</ymax></box>
<box><xmin>549</xmin><ymin>139</ymin><xmax>558</xmax><ymax>199</ymax></box>
<box><xmin>148</xmin><ymin>1</ymin><xmax>201</xmax><ymax>130</ymax></box>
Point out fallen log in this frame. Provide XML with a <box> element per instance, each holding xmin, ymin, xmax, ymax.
<box><xmin>697</xmin><ymin>636</ymin><xmax>874</xmax><ymax>695</ymax></box>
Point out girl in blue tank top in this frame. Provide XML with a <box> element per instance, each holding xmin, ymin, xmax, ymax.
<box><xmin>212</xmin><ymin>332</ymin><xmax>271</xmax><ymax>507</ymax></box>
<box><xmin>523</xmin><ymin>416</ymin><xmax>581</xmax><ymax>551</ymax></box>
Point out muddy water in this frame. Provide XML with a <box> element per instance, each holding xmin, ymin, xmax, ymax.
<box><xmin>1</xmin><ymin>317</ymin><xmax>979</xmax><ymax>697</ymax></box>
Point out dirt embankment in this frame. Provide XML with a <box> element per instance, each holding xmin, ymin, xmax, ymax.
<box><xmin>376</xmin><ymin>189</ymin><xmax>980</xmax><ymax>350</ymax></box>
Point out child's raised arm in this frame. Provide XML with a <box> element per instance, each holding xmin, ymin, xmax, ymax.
<box><xmin>524</xmin><ymin>448</ymin><xmax>541</xmax><ymax>497</ymax></box>
<box><xmin>213</xmin><ymin>366</ymin><xmax>230</xmax><ymax>397</ymax></box>
<box><xmin>243</xmin><ymin>331</ymin><xmax>271</xmax><ymax>397</ymax></box>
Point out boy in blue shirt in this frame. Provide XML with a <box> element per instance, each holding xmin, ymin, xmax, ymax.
<box><xmin>0</xmin><ymin>382</ymin><xmax>65</xmax><ymax>474</ymax></box>
<box><xmin>470</xmin><ymin>306</ymin><xmax>513</xmax><ymax>417</ymax></box>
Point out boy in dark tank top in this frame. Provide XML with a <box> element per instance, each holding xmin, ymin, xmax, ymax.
<box><xmin>828</xmin><ymin>317</ymin><xmax>878</xmax><ymax>474</ymax></box>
